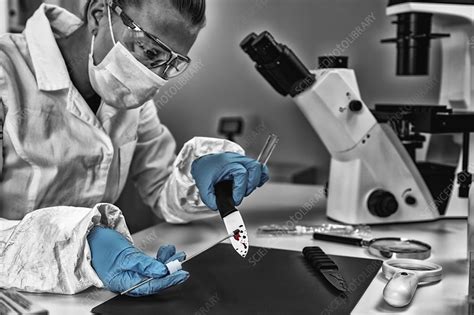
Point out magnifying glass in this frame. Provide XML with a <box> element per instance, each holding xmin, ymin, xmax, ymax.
<box><xmin>382</xmin><ymin>259</ymin><xmax>443</xmax><ymax>307</ymax></box>
<box><xmin>313</xmin><ymin>233</ymin><xmax>431</xmax><ymax>260</ymax></box>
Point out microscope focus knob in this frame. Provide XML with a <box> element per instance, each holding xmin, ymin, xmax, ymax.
<box><xmin>349</xmin><ymin>100</ymin><xmax>363</xmax><ymax>112</ymax></box>
<box><xmin>367</xmin><ymin>190</ymin><xmax>398</xmax><ymax>218</ymax></box>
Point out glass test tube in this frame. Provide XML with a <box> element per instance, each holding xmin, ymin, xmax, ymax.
<box><xmin>257</xmin><ymin>134</ymin><xmax>279</xmax><ymax>166</ymax></box>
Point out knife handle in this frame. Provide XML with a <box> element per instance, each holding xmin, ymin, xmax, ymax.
<box><xmin>214</xmin><ymin>180</ymin><xmax>238</xmax><ymax>218</ymax></box>
<box><xmin>303</xmin><ymin>246</ymin><xmax>339</xmax><ymax>270</ymax></box>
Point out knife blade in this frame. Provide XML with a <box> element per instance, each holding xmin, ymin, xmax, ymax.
<box><xmin>214</xmin><ymin>180</ymin><xmax>249</xmax><ymax>258</ymax></box>
<box><xmin>303</xmin><ymin>246</ymin><xmax>348</xmax><ymax>292</ymax></box>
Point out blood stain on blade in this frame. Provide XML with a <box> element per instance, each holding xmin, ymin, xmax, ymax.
<box><xmin>233</xmin><ymin>229</ymin><xmax>241</xmax><ymax>241</ymax></box>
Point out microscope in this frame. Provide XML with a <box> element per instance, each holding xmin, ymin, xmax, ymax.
<box><xmin>378</xmin><ymin>3</ymin><xmax>474</xmax><ymax>307</ymax></box>
<box><xmin>240</xmin><ymin>0</ymin><xmax>473</xmax><ymax>226</ymax></box>
<box><xmin>241</xmin><ymin>0</ymin><xmax>474</xmax><ymax>307</ymax></box>
<box><xmin>379</xmin><ymin>0</ymin><xmax>474</xmax><ymax>219</ymax></box>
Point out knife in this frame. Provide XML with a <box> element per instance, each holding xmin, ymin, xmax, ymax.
<box><xmin>303</xmin><ymin>246</ymin><xmax>348</xmax><ymax>292</ymax></box>
<box><xmin>213</xmin><ymin>134</ymin><xmax>279</xmax><ymax>258</ymax></box>
<box><xmin>214</xmin><ymin>180</ymin><xmax>249</xmax><ymax>258</ymax></box>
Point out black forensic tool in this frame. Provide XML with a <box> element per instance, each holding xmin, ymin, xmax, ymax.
<box><xmin>303</xmin><ymin>246</ymin><xmax>348</xmax><ymax>292</ymax></box>
<box><xmin>313</xmin><ymin>233</ymin><xmax>432</xmax><ymax>260</ymax></box>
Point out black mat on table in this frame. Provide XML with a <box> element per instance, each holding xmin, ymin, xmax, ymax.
<box><xmin>92</xmin><ymin>244</ymin><xmax>382</xmax><ymax>315</ymax></box>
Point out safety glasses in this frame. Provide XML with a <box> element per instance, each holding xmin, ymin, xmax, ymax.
<box><xmin>107</xmin><ymin>0</ymin><xmax>191</xmax><ymax>79</ymax></box>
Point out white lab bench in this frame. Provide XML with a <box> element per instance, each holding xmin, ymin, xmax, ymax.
<box><xmin>23</xmin><ymin>183</ymin><xmax>469</xmax><ymax>314</ymax></box>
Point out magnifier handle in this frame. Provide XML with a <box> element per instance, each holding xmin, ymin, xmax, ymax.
<box><xmin>313</xmin><ymin>232</ymin><xmax>364</xmax><ymax>246</ymax></box>
<box><xmin>383</xmin><ymin>271</ymin><xmax>419</xmax><ymax>308</ymax></box>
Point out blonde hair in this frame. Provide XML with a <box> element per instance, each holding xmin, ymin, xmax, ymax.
<box><xmin>83</xmin><ymin>0</ymin><xmax>206</xmax><ymax>27</ymax></box>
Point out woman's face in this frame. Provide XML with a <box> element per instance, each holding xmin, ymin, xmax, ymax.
<box><xmin>89</xmin><ymin>0</ymin><xmax>201</xmax><ymax>76</ymax></box>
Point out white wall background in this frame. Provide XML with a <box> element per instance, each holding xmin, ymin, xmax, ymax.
<box><xmin>0</xmin><ymin>0</ymin><xmax>8</xmax><ymax>34</ymax></box>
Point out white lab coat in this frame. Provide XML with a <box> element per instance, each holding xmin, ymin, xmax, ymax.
<box><xmin>0</xmin><ymin>4</ymin><xmax>244</xmax><ymax>294</ymax></box>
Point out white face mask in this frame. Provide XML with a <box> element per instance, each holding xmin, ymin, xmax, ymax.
<box><xmin>88</xmin><ymin>6</ymin><xmax>167</xmax><ymax>110</ymax></box>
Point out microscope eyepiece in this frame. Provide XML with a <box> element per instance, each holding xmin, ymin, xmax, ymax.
<box><xmin>250</xmin><ymin>32</ymin><xmax>284</xmax><ymax>64</ymax></box>
<box><xmin>240</xmin><ymin>33</ymin><xmax>259</xmax><ymax>61</ymax></box>
<box><xmin>240</xmin><ymin>31</ymin><xmax>315</xmax><ymax>97</ymax></box>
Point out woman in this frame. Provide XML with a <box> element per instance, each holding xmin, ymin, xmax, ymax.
<box><xmin>0</xmin><ymin>0</ymin><xmax>268</xmax><ymax>296</ymax></box>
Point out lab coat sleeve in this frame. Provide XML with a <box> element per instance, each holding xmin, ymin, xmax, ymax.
<box><xmin>0</xmin><ymin>204</ymin><xmax>133</xmax><ymax>294</ymax></box>
<box><xmin>130</xmin><ymin>102</ymin><xmax>245</xmax><ymax>224</ymax></box>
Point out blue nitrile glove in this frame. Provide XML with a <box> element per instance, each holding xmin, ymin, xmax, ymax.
<box><xmin>191</xmin><ymin>152</ymin><xmax>270</xmax><ymax>210</ymax></box>
<box><xmin>155</xmin><ymin>244</ymin><xmax>186</xmax><ymax>264</ymax></box>
<box><xmin>87</xmin><ymin>227</ymin><xmax>189</xmax><ymax>296</ymax></box>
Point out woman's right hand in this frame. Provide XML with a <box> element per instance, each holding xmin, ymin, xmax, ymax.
<box><xmin>87</xmin><ymin>227</ymin><xmax>189</xmax><ymax>296</ymax></box>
